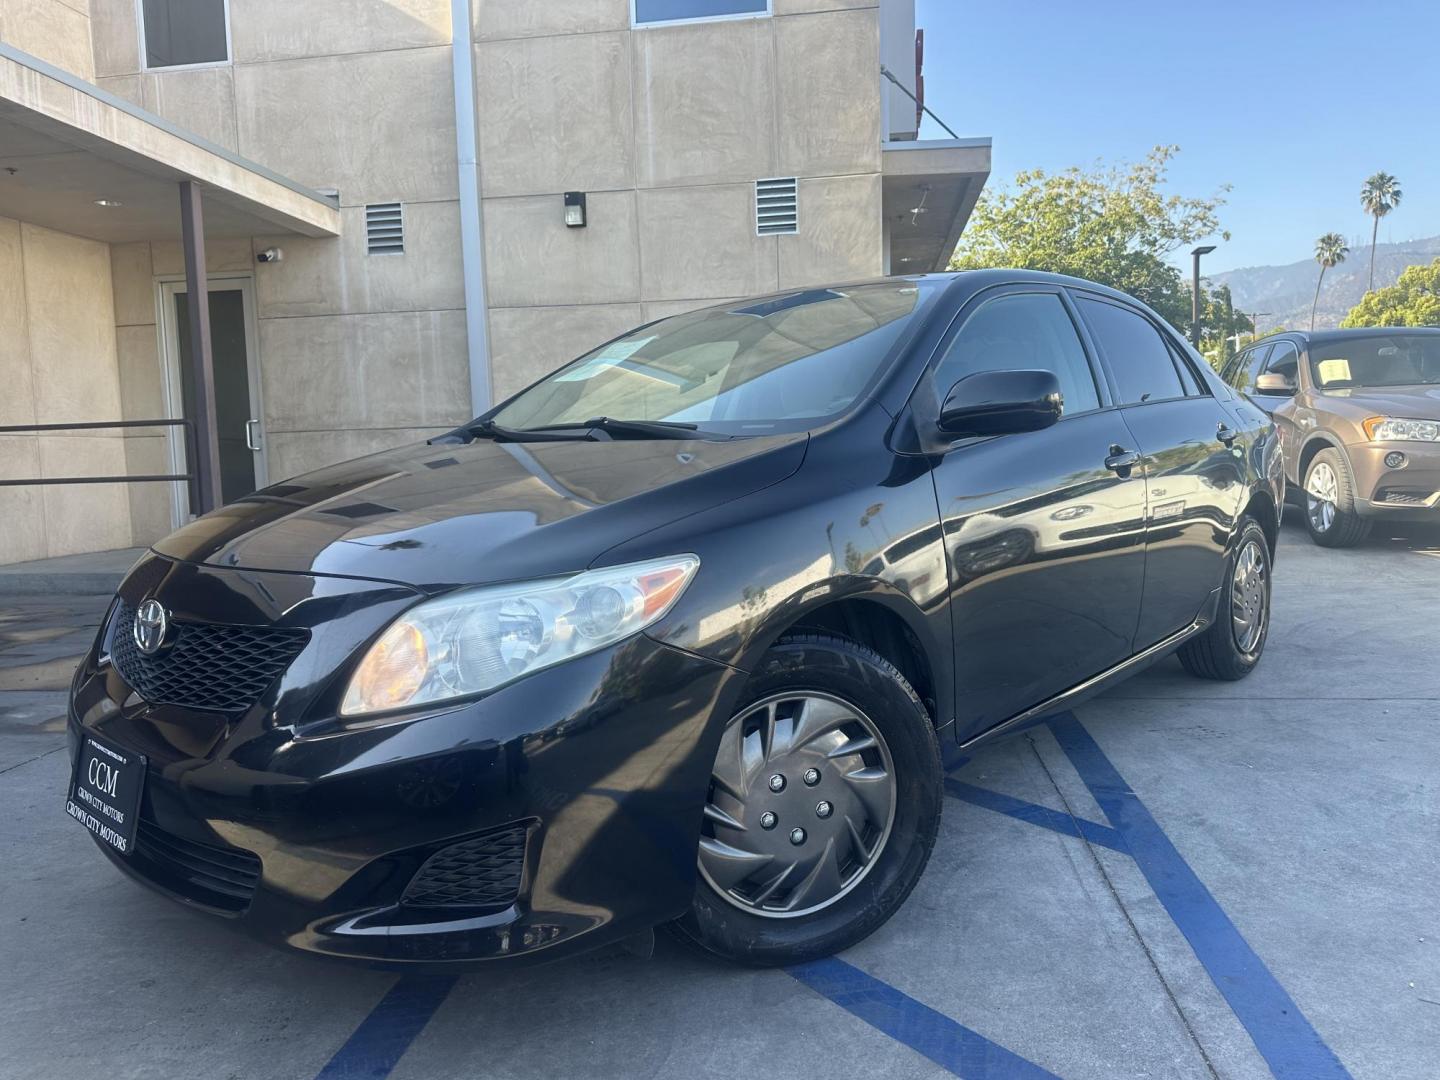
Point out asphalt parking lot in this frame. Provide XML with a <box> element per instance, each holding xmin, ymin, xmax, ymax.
<box><xmin>2</xmin><ymin>510</ymin><xmax>1437</xmax><ymax>1080</ymax></box>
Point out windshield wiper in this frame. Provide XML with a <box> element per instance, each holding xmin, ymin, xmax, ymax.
<box><xmin>537</xmin><ymin>416</ymin><xmax>712</xmax><ymax>440</ymax></box>
<box><xmin>428</xmin><ymin>418</ymin><xmax>591</xmax><ymax>445</ymax></box>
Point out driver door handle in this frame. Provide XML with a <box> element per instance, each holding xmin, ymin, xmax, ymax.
<box><xmin>1217</xmin><ymin>424</ymin><xmax>1239</xmax><ymax>446</ymax></box>
<box><xmin>1104</xmin><ymin>447</ymin><xmax>1141</xmax><ymax>473</ymax></box>
<box><xmin>244</xmin><ymin>418</ymin><xmax>262</xmax><ymax>451</ymax></box>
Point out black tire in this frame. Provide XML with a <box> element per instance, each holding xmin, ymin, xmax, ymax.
<box><xmin>1303</xmin><ymin>448</ymin><xmax>1372</xmax><ymax>548</ymax></box>
<box><xmin>671</xmin><ymin>632</ymin><xmax>942</xmax><ymax>967</ymax></box>
<box><xmin>1178</xmin><ymin>518</ymin><xmax>1272</xmax><ymax>681</ymax></box>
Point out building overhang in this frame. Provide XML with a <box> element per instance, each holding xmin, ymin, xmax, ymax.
<box><xmin>883</xmin><ymin>137</ymin><xmax>991</xmax><ymax>273</ymax></box>
<box><xmin>0</xmin><ymin>42</ymin><xmax>340</xmax><ymax>243</ymax></box>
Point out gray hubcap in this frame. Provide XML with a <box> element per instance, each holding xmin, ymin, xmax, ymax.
<box><xmin>697</xmin><ymin>692</ymin><xmax>896</xmax><ymax>919</ymax></box>
<box><xmin>1306</xmin><ymin>461</ymin><xmax>1338</xmax><ymax>533</ymax></box>
<box><xmin>1231</xmin><ymin>538</ymin><xmax>1269</xmax><ymax>654</ymax></box>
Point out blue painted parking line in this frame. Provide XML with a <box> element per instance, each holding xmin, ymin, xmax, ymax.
<box><xmin>1048</xmin><ymin>713</ymin><xmax>1353</xmax><ymax>1080</ymax></box>
<box><xmin>314</xmin><ymin>975</ymin><xmax>458</xmax><ymax>1080</ymax></box>
<box><xmin>944</xmin><ymin>777</ymin><xmax>1127</xmax><ymax>853</ymax></box>
<box><xmin>788</xmin><ymin>957</ymin><xmax>1062</xmax><ymax>1080</ymax></box>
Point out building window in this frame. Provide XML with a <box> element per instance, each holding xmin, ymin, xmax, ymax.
<box><xmin>632</xmin><ymin>0</ymin><xmax>770</xmax><ymax>28</ymax></box>
<box><xmin>140</xmin><ymin>0</ymin><xmax>230</xmax><ymax>70</ymax></box>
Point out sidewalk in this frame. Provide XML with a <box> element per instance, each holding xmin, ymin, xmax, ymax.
<box><xmin>0</xmin><ymin>548</ymin><xmax>143</xmax><ymax>598</ymax></box>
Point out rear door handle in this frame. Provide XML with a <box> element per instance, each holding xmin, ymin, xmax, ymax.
<box><xmin>1104</xmin><ymin>448</ymin><xmax>1141</xmax><ymax>473</ymax></box>
<box><xmin>1217</xmin><ymin>424</ymin><xmax>1239</xmax><ymax>446</ymax></box>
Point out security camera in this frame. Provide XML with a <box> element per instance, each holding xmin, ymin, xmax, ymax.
<box><xmin>257</xmin><ymin>247</ymin><xmax>284</xmax><ymax>263</ymax></box>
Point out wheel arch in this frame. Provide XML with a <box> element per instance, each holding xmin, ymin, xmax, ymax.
<box><xmin>1296</xmin><ymin>432</ymin><xmax>1348</xmax><ymax>488</ymax></box>
<box><xmin>754</xmin><ymin>587</ymin><xmax>948</xmax><ymax>730</ymax></box>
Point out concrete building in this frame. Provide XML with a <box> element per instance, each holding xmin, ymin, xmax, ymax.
<box><xmin>0</xmin><ymin>0</ymin><xmax>989</xmax><ymax>565</ymax></box>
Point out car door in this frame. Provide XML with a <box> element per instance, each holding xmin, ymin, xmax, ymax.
<box><xmin>1072</xmin><ymin>293</ymin><xmax>1247</xmax><ymax>650</ymax></box>
<box><xmin>924</xmin><ymin>286</ymin><xmax>1149</xmax><ymax>738</ymax></box>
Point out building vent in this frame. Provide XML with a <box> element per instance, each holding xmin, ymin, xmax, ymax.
<box><xmin>365</xmin><ymin>203</ymin><xmax>405</xmax><ymax>254</ymax></box>
<box><xmin>755</xmin><ymin>178</ymin><xmax>798</xmax><ymax>235</ymax></box>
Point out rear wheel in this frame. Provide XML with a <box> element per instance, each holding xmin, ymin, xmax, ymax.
<box><xmin>1304</xmin><ymin>448</ymin><xmax>1371</xmax><ymax>547</ymax></box>
<box><xmin>672</xmin><ymin>633</ymin><xmax>941</xmax><ymax>967</ymax></box>
<box><xmin>1178</xmin><ymin>518</ymin><xmax>1272</xmax><ymax>681</ymax></box>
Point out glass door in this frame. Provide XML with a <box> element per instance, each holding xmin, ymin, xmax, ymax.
<box><xmin>158</xmin><ymin>276</ymin><xmax>266</xmax><ymax>524</ymax></box>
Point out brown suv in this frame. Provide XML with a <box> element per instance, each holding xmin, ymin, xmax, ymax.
<box><xmin>1223</xmin><ymin>328</ymin><xmax>1440</xmax><ymax>546</ymax></box>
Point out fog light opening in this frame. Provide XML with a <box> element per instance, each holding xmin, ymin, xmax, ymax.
<box><xmin>1384</xmin><ymin>451</ymin><xmax>1408</xmax><ymax>469</ymax></box>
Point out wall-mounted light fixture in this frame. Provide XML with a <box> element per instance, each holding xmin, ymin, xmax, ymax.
<box><xmin>563</xmin><ymin>191</ymin><xmax>587</xmax><ymax>228</ymax></box>
<box><xmin>94</xmin><ymin>198</ymin><xmax>123</xmax><ymax>207</ymax></box>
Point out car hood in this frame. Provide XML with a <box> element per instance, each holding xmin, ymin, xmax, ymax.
<box><xmin>1319</xmin><ymin>385</ymin><xmax>1440</xmax><ymax>420</ymax></box>
<box><xmin>153</xmin><ymin>433</ymin><xmax>808</xmax><ymax>591</ymax></box>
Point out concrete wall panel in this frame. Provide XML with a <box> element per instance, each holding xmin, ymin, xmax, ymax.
<box><xmin>474</xmin><ymin>0</ymin><xmax>629</xmax><ymax>41</ymax></box>
<box><xmin>779</xmin><ymin>173</ymin><xmax>882</xmax><ymax>288</ymax></box>
<box><xmin>89</xmin><ymin>0</ymin><xmax>140</xmax><ymax>79</ymax></box>
<box><xmin>483</xmin><ymin>191</ymin><xmax>640</xmax><ymax>308</ymax></box>
<box><xmin>0</xmin><ymin>218</ymin><xmax>36</xmax><ymax>427</ymax></box>
<box><xmin>37</xmin><ymin>436</ymin><xmax>134</xmax><ymax>555</ymax></box>
<box><xmin>234</xmin><ymin>47</ymin><xmax>458</xmax><ymax>205</ymax></box>
<box><xmin>775</xmin><ymin>9</ymin><xmax>881</xmax><ymax>177</ymax></box>
<box><xmin>476</xmin><ymin>33</ymin><xmax>633</xmax><ymax>197</ymax></box>
<box><xmin>0</xmin><ymin>0</ymin><xmax>94</xmax><ymax>80</ymax></box>
<box><xmin>114</xmin><ymin>325</ymin><xmax>164</xmax><ymax>421</ymax></box>
<box><xmin>257</xmin><ymin>309</ymin><xmax>471</xmax><ymax>432</ymax></box>
<box><xmin>141</xmin><ymin>68</ymin><xmax>239</xmax><ymax>151</ymax></box>
<box><xmin>254</xmin><ymin>201</ymin><xmax>464</xmax><ymax>318</ymax></box>
<box><xmin>0</xmin><ymin>438</ymin><xmax>48</xmax><ymax>563</ymax></box>
<box><xmin>638</xmin><ymin>184</ymin><xmax>777</xmax><ymax>301</ymax></box>
<box><xmin>121</xmin><ymin>434</ymin><xmax>172</xmax><ymax>545</ymax></box>
<box><xmin>633</xmin><ymin>19</ymin><xmax>775</xmax><ymax>188</ymax></box>
<box><xmin>232</xmin><ymin>0</ymin><xmax>451</xmax><ymax>63</ymax></box>
<box><xmin>488</xmin><ymin>303</ymin><xmax>643</xmax><ymax>401</ymax></box>
<box><xmin>21</xmin><ymin>224</ymin><xmax>123</xmax><ymax>425</ymax></box>
<box><xmin>110</xmin><ymin>242</ymin><xmax>156</xmax><ymax>327</ymax></box>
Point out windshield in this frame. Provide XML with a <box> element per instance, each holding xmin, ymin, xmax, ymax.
<box><xmin>1309</xmin><ymin>334</ymin><xmax>1440</xmax><ymax>390</ymax></box>
<box><xmin>491</xmin><ymin>281</ymin><xmax>936</xmax><ymax>435</ymax></box>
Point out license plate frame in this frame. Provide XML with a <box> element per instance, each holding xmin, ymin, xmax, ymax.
<box><xmin>66</xmin><ymin>733</ymin><xmax>146</xmax><ymax>856</ymax></box>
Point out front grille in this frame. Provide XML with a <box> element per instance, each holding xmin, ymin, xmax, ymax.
<box><xmin>110</xmin><ymin>601</ymin><xmax>308</xmax><ymax>714</ymax></box>
<box><xmin>134</xmin><ymin>817</ymin><xmax>262</xmax><ymax>914</ymax></box>
<box><xmin>402</xmin><ymin>825</ymin><xmax>528</xmax><ymax>910</ymax></box>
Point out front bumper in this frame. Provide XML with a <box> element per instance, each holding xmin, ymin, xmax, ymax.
<box><xmin>1348</xmin><ymin>441</ymin><xmax>1440</xmax><ymax>517</ymax></box>
<box><xmin>68</xmin><ymin>554</ymin><xmax>742</xmax><ymax>967</ymax></box>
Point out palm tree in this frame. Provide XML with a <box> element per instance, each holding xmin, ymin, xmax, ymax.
<box><xmin>1360</xmin><ymin>172</ymin><xmax>1402</xmax><ymax>292</ymax></box>
<box><xmin>1310</xmin><ymin>233</ymin><xmax>1349</xmax><ymax>331</ymax></box>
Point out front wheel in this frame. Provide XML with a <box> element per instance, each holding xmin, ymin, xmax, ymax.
<box><xmin>1177</xmin><ymin>518</ymin><xmax>1272</xmax><ymax>681</ymax></box>
<box><xmin>671</xmin><ymin>633</ymin><xmax>941</xmax><ymax>967</ymax></box>
<box><xmin>1304</xmin><ymin>448</ymin><xmax>1371</xmax><ymax>547</ymax></box>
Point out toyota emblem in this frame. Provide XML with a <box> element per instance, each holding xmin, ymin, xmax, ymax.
<box><xmin>133</xmin><ymin>599</ymin><xmax>169</xmax><ymax>655</ymax></box>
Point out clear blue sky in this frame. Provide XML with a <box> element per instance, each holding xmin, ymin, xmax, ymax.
<box><xmin>915</xmin><ymin>0</ymin><xmax>1439</xmax><ymax>274</ymax></box>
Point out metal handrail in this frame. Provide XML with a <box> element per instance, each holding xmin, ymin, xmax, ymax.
<box><xmin>0</xmin><ymin>419</ymin><xmax>196</xmax><ymax>487</ymax></box>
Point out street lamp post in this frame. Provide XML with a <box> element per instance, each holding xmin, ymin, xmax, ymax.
<box><xmin>1191</xmin><ymin>244</ymin><xmax>1216</xmax><ymax>347</ymax></box>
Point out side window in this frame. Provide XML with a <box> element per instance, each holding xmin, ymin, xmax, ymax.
<box><xmin>1075</xmin><ymin>297</ymin><xmax>1186</xmax><ymax>404</ymax></box>
<box><xmin>933</xmin><ymin>293</ymin><xmax>1101</xmax><ymax>416</ymax></box>
<box><xmin>1263</xmin><ymin>342</ymin><xmax>1300</xmax><ymax>389</ymax></box>
<box><xmin>141</xmin><ymin>0</ymin><xmax>229</xmax><ymax>69</ymax></box>
<box><xmin>1165</xmin><ymin>337</ymin><xmax>1205</xmax><ymax>396</ymax></box>
<box><xmin>1236</xmin><ymin>344</ymin><xmax>1271</xmax><ymax>392</ymax></box>
<box><xmin>1221</xmin><ymin>348</ymin><xmax>1250</xmax><ymax>386</ymax></box>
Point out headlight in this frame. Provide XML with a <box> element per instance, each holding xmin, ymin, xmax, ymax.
<box><xmin>340</xmin><ymin>555</ymin><xmax>699</xmax><ymax>717</ymax></box>
<box><xmin>1363</xmin><ymin>416</ymin><xmax>1440</xmax><ymax>442</ymax></box>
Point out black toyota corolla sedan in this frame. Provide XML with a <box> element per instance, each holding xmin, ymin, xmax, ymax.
<box><xmin>67</xmin><ymin>270</ymin><xmax>1282</xmax><ymax>968</ymax></box>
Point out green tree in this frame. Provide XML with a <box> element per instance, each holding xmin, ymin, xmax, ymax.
<box><xmin>1197</xmin><ymin>284</ymin><xmax>1254</xmax><ymax>371</ymax></box>
<box><xmin>1360</xmin><ymin>172</ymin><xmax>1402</xmax><ymax>292</ymax></box>
<box><xmin>1340</xmin><ymin>258</ymin><xmax>1440</xmax><ymax>327</ymax></box>
<box><xmin>1310</xmin><ymin>233</ymin><xmax>1349</xmax><ymax>331</ymax></box>
<box><xmin>949</xmin><ymin>146</ymin><xmax>1229</xmax><ymax>331</ymax></box>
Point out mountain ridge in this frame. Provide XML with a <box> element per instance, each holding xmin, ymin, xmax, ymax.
<box><xmin>1210</xmin><ymin>235</ymin><xmax>1440</xmax><ymax>331</ymax></box>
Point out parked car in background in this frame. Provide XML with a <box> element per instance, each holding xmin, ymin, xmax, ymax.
<box><xmin>67</xmin><ymin>271</ymin><xmax>1281</xmax><ymax>970</ymax></box>
<box><xmin>1223</xmin><ymin>329</ymin><xmax>1440</xmax><ymax>546</ymax></box>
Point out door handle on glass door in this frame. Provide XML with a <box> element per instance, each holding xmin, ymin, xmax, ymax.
<box><xmin>245</xmin><ymin>419</ymin><xmax>262</xmax><ymax>451</ymax></box>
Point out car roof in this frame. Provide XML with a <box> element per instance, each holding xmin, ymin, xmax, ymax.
<box><xmin>1264</xmin><ymin>327</ymin><xmax>1440</xmax><ymax>345</ymax></box>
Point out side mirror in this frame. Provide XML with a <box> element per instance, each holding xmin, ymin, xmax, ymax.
<box><xmin>937</xmin><ymin>369</ymin><xmax>1064</xmax><ymax>438</ymax></box>
<box><xmin>1253</xmin><ymin>373</ymin><xmax>1296</xmax><ymax>395</ymax></box>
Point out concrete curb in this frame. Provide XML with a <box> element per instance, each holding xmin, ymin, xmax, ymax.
<box><xmin>0</xmin><ymin>548</ymin><xmax>142</xmax><ymax>599</ymax></box>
